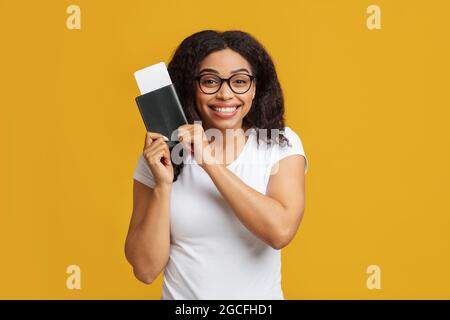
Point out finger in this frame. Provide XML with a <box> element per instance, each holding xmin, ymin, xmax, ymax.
<box><xmin>144</xmin><ymin>141</ymin><xmax>167</xmax><ymax>153</ymax></box>
<box><xmin>145</xmin><ymin>145</ymin><xmax>167</xmax><ymax>164</ymax></box>
<box><xmin>180</xmin><ymin>141</ymin><xmax>193</xmax><ymax>154</ymax></box>
<box><xmin>178</xmin><ymin>128</ymin><xmax>193</xmax><ymax>141</ymax></box>
<box><xmin>177</xmin><ymin>125</ymin><xmax>194</xmax><ymax>137</ymax></box>
<box><xmin>178</xmin><ymin>134</ymin><xmax>191</xmax><ymax>146</ymax></box>
<box><xmin>145</xmin><ymin>132</ymin><xmax>169</xmax><ymax>148</ymax></box>
<box><xmin>161</xmin><ymin>147</ymin><xmax>172</xmax><ymax>166</ymax></box>
<box><xmin>145</xmin><ymin>136</ymin><xmax>168</xmax><ymax>152</ymax></box>
<box><xmin>150</xmin><ymin>143</ymin><xmax>169</xmax><ymax>156</ymax></box>
<box><xmin>153</xmin><ymin>145</ymin><xmax>171</xmax><ymax>166</ymax></box>
<box><xmin>148</xmin><ymin>131</ymin><xmax>169</xmax><ymax>140</ymax></box>
<box><xmin>177</xmin><ymin>124</ymin><xmax>192</xmax><ymax>131</ymax></box>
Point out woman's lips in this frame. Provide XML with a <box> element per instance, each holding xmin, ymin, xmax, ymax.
<box><xmin>208</xmin><ymin>105</ymin><xmax>241</xmax><ymax>119</ymax></box>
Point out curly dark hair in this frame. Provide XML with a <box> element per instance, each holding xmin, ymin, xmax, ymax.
<box><xmin>167</xmin><ymin>30</ymin><xmax>289</xmax><ymax>182</ymax></box>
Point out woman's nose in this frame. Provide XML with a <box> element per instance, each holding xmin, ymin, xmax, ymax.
<box><xmin>216</xmin><ymin>81</ymin><xmax>234</xmax><ymax>99</ymax></box>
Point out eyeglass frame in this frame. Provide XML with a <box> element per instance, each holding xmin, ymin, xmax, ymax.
<box><xmin>194</xmin><ymin>73</ymin><xmax>256</xmax><ymax>95</ymax></box>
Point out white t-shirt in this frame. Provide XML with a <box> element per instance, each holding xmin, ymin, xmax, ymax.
<box><xmin>132</xmin><ymin>126</ymin><xmax>308</xmax><ymax>300</ymax></box>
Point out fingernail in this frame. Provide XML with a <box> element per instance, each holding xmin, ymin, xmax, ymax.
<box><xmin>163</xmin><ymin>136</ymin><xmax>169</xmax><ymax>141</ymax></box>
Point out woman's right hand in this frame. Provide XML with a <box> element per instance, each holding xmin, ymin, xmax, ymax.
<box><xmin>143</xmin><ymin>132</ymin><xmax>174</xmax><ymax>187</ymax></box>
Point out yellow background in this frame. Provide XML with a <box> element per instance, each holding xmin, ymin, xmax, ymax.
<box><xmin>1</xmin><ymin>0</ymin><xmax>449</xmax><ymax>299</ymax></box>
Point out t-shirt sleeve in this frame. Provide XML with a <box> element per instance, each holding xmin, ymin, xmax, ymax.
<box><xmin>133</xmin><ymin>153</ymin><xmax>156</xmax><ymax>188</ymax></box>
<box><xmin>270</xmin><ymin>127</ymin><xmax>308</xmax><ymax>175</ymax></box>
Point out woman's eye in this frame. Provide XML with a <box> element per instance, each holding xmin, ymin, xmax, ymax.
<box><xmin>232</xmin><ymin>79</ymin><xmax>248</xmax><ymax>85</ymax></box>
<box><xmin>202</xmin><ymin>79</ymin><xmax>218</xmax><ymax>84</ymax></box>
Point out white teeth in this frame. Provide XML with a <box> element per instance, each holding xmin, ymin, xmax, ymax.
<box><xmin>212</xmin><ymin>107</ymin><xmax>238</xmax><ymax>113</ymax></box>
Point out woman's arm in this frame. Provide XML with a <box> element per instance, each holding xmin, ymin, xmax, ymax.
<box><xmin>201</xmin><ymin>155</ymin><xmax>306</xmax><ymax>249</ymax></box>
<box><xmin>124</xmin><ymin>181</ymin><xmax>172</xmax><ymax>284</ymax></box>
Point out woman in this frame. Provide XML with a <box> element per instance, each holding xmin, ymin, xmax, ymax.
<box><xmin>125</xmin><ymin>30</ymin><xmax>308</xmax><ymax>300</ymax></box>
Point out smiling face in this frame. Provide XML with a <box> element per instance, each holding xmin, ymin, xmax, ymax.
<box><xmin>194</xmin><ymin>48</ymin><xmax>256</xmax><ymax>133</ymax></box>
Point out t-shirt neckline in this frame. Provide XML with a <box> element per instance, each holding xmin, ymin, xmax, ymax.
<box><xmin>226</xmin><ymin>132</ymin><xmax>253</xmax><ymax>169</ymax></box>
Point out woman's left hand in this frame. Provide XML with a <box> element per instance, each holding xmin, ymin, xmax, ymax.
<box><xmin>177</xmin><ymin>124</ymin><xmax>218</xmax><ymax>168</ymax></box>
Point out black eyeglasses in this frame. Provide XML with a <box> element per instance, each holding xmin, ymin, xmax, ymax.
<box><xmin>195</xmin><ymin>73</ymin><xmax>256</xmax><ymax>95</ymax></box>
